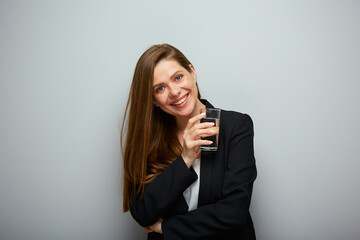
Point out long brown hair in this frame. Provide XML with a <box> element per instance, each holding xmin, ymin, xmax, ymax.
<box><xmin>121</xmin><ymin>44</ymin><xmax>201</xmax><ymax>212</ymax></box>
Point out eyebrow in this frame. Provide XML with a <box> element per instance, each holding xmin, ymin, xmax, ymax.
<box><xmin>153</xmin><ymin>70</ymin><xmax>182</xmax><ymax>88</ymax></box>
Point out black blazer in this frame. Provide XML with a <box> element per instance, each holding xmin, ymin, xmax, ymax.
<box><xmin>130</xmin><ymin>100</ymin><xmax>257</xmax><ymax>240</ymax></box>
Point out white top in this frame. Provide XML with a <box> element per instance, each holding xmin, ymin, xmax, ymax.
<box><xmin>183</xmin><ymin>158</ymin><xmax>201</xmax><ymax>211</ymax></box>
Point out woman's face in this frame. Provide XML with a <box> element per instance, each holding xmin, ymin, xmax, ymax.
<box><xmin>152</xmin><ymin>58</ymin><xmax>199</xmax><ymax>119</ymax></box>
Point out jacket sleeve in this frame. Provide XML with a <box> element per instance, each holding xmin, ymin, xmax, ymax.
<box><xmin>130</xmin><ymin>156</ymin><xmax>198</xmax><ymax>227</ymax></box>
<box><xmin>162</xmin><ymin>114</ymin><xmax>257</xmax><ymax>240</ymax></box>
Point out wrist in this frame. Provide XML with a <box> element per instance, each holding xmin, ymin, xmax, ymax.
<box><xmin>181</xmin><ymin>154</ymin><xmax>194</xmax><ymax>168</ymax></box>
<box><xmin>181</xmin><ymin>153</ymin><xmax>194</xmax><ymax>168</ymax></box>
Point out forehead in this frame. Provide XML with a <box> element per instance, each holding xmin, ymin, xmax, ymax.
<box><xmin>153</xmin><ymin>59</ymin><xmax>184</xmax><ymax>85</ymax></box>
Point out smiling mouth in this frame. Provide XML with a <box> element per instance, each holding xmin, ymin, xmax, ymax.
<box><xmin>171</xmin><ymin>94</ymin><xmax>188</xmax><ymax>106</ymax></box>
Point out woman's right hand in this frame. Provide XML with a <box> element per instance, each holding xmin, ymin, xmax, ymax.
<box><xmin>181</xmin><ymin>113</ymin><xmax>217</xmax><ymax>168</ymax></box>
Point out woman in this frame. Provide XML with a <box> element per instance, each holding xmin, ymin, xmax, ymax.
<box><xmin>121</xmin><ymin>44</ymin><xmax>257</xmax><ymax>240</ymax></box>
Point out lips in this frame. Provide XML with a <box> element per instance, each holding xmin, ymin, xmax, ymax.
<box><xmin>171</xmin><ymin>94</ymin><xmax>188</xmax><ymax>106</ymax></box>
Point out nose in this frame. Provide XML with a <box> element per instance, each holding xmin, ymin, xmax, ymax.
<box><xmin>168</xmin><ymin>83</ymin><xmax>181</xmax><ymax>97</ymax></box>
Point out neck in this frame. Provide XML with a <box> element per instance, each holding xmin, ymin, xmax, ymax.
<box><xmin>175</xmin><ymin>99</ymin><xmax>205</xmax><ymax>133</ymax></box>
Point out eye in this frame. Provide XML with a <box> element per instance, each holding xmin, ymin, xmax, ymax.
<box><xmin>156</xmin><ymin>86</ymin><xmax>165</xmax><ymax>93</ymax></box>
<box><xmin>175</xmin><ymin>75</ymin><xmax>182</xmax><ymax>81</ymax></box>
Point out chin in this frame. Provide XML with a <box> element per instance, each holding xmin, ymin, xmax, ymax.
<box><xmin>177</xmin><ymin>104</ymin><xmax>196</xmax><ymax>117</ymax></box>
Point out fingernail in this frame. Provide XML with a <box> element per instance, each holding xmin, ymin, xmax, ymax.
<box><xmin>209</xmin><ymin>129</ymin><xmax>215</xmax><ymax>133</ymax></box>
<box><xmin>200</xmin><ymin>112</ymin><xmax>205</xmax><ymax>115</ymax></box>
<box><xmin>208</xmin><ymin>122</ymin><xmax>215</xmax><ymax>125</ymax></box>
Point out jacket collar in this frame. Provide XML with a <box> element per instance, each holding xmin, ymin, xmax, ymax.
<box><xmin>200</xmin><ymin>99</ymin><xmax>215</xmax><ymax>109</ymax></box>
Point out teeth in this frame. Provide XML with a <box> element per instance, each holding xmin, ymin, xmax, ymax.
<box><xmin>172</xmin><ymin>95</ymin><xmax>187</xmax><ymax>105</ymax></box>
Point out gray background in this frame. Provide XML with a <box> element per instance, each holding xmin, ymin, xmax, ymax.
<box><xmin>1</xmin><ymin>0</ymin><xmax>359</xmax><ymax>239</ymax></box>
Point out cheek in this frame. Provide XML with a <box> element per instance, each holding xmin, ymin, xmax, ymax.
<box><xmin>191</xmin><ymin>82</ymin><xmax>198</xmax><ymax>94</ymax></box>
<box><xmin>154</xmin><ymin>93</ymin><xmax>167</xmax><ymax>105</ymax></box>
<box><xmin>183</xmin><ymin>79</ymin><xmax>195</xmax><ymax>91</ymax></box>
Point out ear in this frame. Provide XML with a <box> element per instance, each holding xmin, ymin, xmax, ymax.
<box><xmin>189</xmin><ymin>64</ymin><xmax>197</xmax><ymax>82</ymax></box>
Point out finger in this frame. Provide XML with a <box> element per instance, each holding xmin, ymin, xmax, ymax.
<box><xmin>193</xmin><ymin>139</ymin><xmax>213</xmax><ymax>147</ymax></box>
<box><xmin>190</xmin><ymin>128</ymin><xmax>217</xmax><ymax>140</ymax></box>
<box><xmin>189</xmin><ymin>121</ymin><xmax>215</xmax><ymax>136</ymax></box>
<box><xmin>186</xmin><ymin>112</ymin><xmax>206</xmax><ymax>129</ymax></box>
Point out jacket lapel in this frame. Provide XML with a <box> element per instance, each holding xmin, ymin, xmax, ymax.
<box><xmin>197</xmin><ymin>99</ymin><xmax>217</xmax><ymax>206</ymax></box>
<box><xmin>198</xmin><ymin>151</ymin><xmax>214</xmax><ymax>206</ymax></box>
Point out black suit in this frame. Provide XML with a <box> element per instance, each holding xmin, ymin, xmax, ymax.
<box><xmin>130</xmin><ymin>100</ymin><xmax>257</xmax><ymax>240</ymax></box>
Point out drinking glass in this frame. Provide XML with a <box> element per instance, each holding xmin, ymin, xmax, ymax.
<box><xmin>200</xmin><ymin>108</ymin><xmax>221</xmax><ymax>151</ymax></box>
